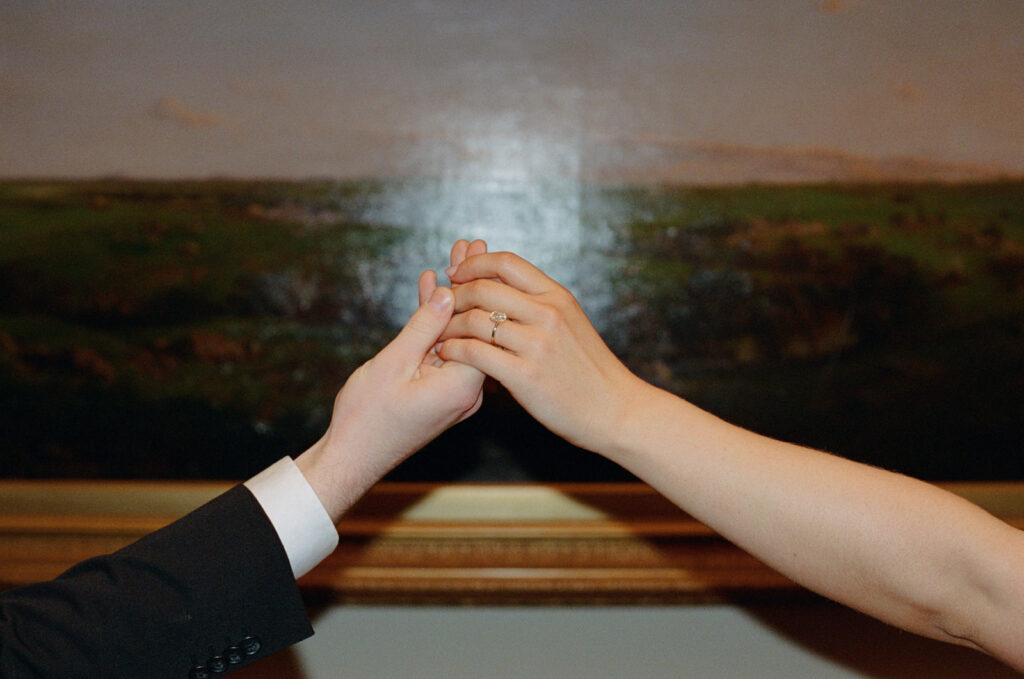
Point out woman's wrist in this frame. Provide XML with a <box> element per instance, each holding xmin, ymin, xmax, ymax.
<box><xmin>597</xmin><ymin>373</ymin><xmax>668</xmax><ymax>467</ymax></box>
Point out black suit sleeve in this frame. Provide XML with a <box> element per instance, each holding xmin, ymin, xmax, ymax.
<box><xmin>0</xmin><ymin>484</ymin><xmax>314</xmax><ymax>679</ymax></box>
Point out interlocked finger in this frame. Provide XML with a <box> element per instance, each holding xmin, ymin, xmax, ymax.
<box><xmin>452</xmin><ymin>278</ymin><xmax>538</xmax><ymax>324</ymax></box>
<box><xmin>442</xmin><ymin>308</ymin><xmax>524</xmax><ymax>353</ymax></box>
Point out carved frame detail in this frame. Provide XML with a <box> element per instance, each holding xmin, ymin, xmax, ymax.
<box><xmin>2</xmin><ymin>481</ymin><xmax>1022</xmax><ymax>605</ymax></box>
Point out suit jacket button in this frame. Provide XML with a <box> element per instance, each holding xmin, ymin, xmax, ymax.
<box><xmin>207</xmin><ymin>654</ymin><xmax>228</xmax><ymax>674</ymax></box>
<box><xmin>225</xmin><ymin>645</ymin><xmax>244</xmax><ymax>665</ymax></box>
<box><xmin>240</xmin><ymin>635</ymin><xmax>262</xmax><ymax>656</ymax></box>
<box><xmin>189</xmin><ymin>665</ymin><xmax>210</xmax><ymax>679</ymax></box>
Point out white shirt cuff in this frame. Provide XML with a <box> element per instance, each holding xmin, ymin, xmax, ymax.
<box><xmin>244</xmin><ymin>457</ymin><xmax>339</xmax><ymax>579</ymax></box>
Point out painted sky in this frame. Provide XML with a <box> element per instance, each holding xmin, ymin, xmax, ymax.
<box><xmin>2</xmin><ymin>0</ymin><xmax>1023</xmax><ymax>183</ymax></box>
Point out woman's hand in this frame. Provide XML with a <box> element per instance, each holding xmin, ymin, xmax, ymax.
<box><xmin>295</xmin><ymin>241</ymin><xmax>487</xmax><ymax>522</ymax></box>
<box><xmin>438</xmin><ymin>251</ymin><xmax>646</xmax><ymax>454</ymax></box>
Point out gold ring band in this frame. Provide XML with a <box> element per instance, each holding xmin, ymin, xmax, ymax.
<box><xmin>489</xmin><ymin>310</ymin><xmax>508</xmax><ymax>345</ymax></box>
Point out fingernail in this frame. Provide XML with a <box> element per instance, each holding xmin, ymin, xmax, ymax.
<box><xmin>428</xmin><ymin>287</ymin><xmax>452</xmax><ymax>313</ymax></box>
<box><xmin>445</xmin><ymin>265</ymin><xmax>457</xmax><ymax>279</ymax></box>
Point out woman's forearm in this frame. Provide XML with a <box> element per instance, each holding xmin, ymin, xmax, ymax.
<box><xmin>443</xmin><ymin>249</ymin><xmax>1024</xmax><ymax>671</ymax></box>
<box><xmin>610</xmin><ymin>380</ymin><xmax>1024</xmax><ymax>667</ymax></box>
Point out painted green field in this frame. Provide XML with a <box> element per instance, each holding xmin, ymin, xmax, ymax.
<box><xmin>1</xmin><ymin>180</ymin><xmax>1021</xmax><ymax>480</ymax></box>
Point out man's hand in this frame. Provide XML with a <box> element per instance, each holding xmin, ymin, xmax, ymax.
<box><xmin>295</xmin><ymin>254</ymin><xmax>486</xmax><ymax>523</ymax></box>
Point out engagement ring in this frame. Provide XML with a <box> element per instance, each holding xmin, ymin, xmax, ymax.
<box><xmin>489</xmin><ymin>310</ymin><xmax>508</xmax><ymax>345</ymax></box>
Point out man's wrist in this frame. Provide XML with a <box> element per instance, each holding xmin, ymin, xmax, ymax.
<box><xmin>294</xmin><ymin>434</ymin><xmax>382</xmax><ymax>523</ymax></box>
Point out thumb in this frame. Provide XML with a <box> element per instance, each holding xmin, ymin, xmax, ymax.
<box><xmin>385</xmin><ymin>286</ymin><xmax>454</xmax><ymax>367</ymax></box>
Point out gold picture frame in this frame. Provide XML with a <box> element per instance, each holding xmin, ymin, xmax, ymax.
<box><xmin>3</xmin><ymin>480</ymin><xmax>1023</xmax><ymax>604</ymax></box>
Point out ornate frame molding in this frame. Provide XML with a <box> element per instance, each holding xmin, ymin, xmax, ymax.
<box><xmin>2</xmin><ymin>481</ymin><xmax>1023</xmax><ymax>604</ymax></box>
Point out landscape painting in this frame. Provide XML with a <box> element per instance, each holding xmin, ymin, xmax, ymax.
<box><xmin>1</xmin><ymin>2</ymin><xmax>1021</xmax><ymax>481</ymax></box>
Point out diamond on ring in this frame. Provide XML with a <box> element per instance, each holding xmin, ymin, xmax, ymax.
<box><xmin>489</xmin><ymin>310</ymin><xmax>508</xmax><ymax>345</ymax></box>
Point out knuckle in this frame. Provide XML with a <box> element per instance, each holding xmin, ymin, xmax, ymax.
<box><xmin>436</xmin><ymin>340</ymin><xmax>457</xmax><ymax>361</ymax></box>
<box><xmin>533</xmin><ymin>334</ymin><xmax>557</xmax><ymax>361</ymax></box>
<box><xmin>404</xmin><ymin>316</ymin><xmax>435</xmax><ymax>339</ymax></box>
<box><xmin>550</xmin><ymin>287</ymin><xmax>575</xmax><ymax>309</ymax></box>
<box><xmin>475</xmin><ymin>278</ymin><xmax>497</xmax><ymax>296</ymax></box>
<box><xmin>535</xmin><ymin>302</ymin><xmax>561</xmax><ymax>328</ymax></box>
<box><xmin>495</xmin><ymin>252</ymin><xmax>519</xmax><ymax>277</ymax></box>
<box><xmin>449</xmin><ymin>338</ymin><xmax>473</xmax><ymax>361</ymax></box>
<box><xmin>452</xmin><ymin>282</ymin><xmax>474</xmax><ymax>306</ymax></box>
